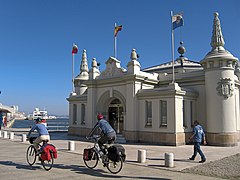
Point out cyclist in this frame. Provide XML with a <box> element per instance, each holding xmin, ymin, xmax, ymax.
<box><xmin>27</xmin><ymin>117</ymin><xmax>50</xmax><ymax>152</ymax></box>
<box><xmin>89</xmin><ymin>113</ymin><xmax>116</xmax><ymax>152</ymax></box>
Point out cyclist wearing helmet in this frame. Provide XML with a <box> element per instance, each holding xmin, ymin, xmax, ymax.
<box><xmin>27</xmin><ymin>117</ymin><xmax>50</xmax><ymax>150</ymax></box>
<box><xmin>89</xmin><ymin>113</ymin><xmax>116</xmax><ymax>150</ymax></box>
<box><xmin>41</xmin><ymin>118</ymin><xmax>47</xmax><ymax>127</ymax></box>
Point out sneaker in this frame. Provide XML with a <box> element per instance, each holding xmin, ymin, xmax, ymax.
<box><xmin>199</xmin><ymin>159</ymin><xmax>206</xmax><ymax>163</ymax></box>
<box><xmin>189</xmin><ymin>157</ymin><xmax>194</xmax><ymax>160</ymax></box>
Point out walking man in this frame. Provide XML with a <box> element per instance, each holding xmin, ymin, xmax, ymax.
<box><xmin>189</xmin><ymin>120</ymin><xmax>207</xmax><ymax>163</ymax></box>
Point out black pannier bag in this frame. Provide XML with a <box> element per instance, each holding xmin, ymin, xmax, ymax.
<box><xmin>83</xmin><ymin>148</ymin><xmax>94</xmax><ymax>161</ymax></box>
<box><xmin>107</xmin><ymin>144</ymin><xmax>126</xmax><ymax>162</ymax></box>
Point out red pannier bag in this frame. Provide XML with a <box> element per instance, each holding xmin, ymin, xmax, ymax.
<box><xmin>41</xmin><ymin>144</ymin><xmax>58</xmax><ymax>161</ymax></box>
<box><xmin>83</xmin><ymin>148</ymin><xmax>93</xmax><ymax>161</ymax></box>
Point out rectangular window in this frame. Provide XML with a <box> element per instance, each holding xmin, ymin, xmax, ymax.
<box><xmin>81</xmin><ymin>104</ymin><xmax>86</xmax><ymax>125</ymax></box>
<box><xmin>73</xmin><ymin>104</ymin><xmax>77</xmax><ymax>125</ymax></box>
<box><xmin>190</xmin><ymin>101</ymin><xmax>193</xmax><ymax>125</ymax></box>
<box><xmin>209</xmin><ymin>61</ymin><xmax>213</xmax><ymax>68</ymax></box>
<box><xmin>183</xmin><ymin>100</ymin><xmax>187</xmax><ymax>127</ymax></box>
<box><xmin>160</xmin><ymin>100</ymin><xmax>167</xmax><ymax>126</ymax></box>
<box><xmin>145</xmin><ymin>101</ymin><xmax>152</xmax><ymax>126</ymax></box>
<box><xmin>219</xmin><ymin>60</ymin><xmax>223</xmax><ymax>67</ymax></box>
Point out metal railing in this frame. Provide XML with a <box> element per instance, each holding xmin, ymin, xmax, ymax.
<box><xmin>47</xmin><ymin>121</ymin><xmax>69</xmax><ymax>132</ymax></box>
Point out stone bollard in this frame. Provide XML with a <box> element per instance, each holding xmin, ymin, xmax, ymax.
<box><xmin>3</xmin><ymin>131</ymin><xmax>8</xmax><ymax>139</ymax></box>
<box><xmin>22</xmin><ymin>134</ymin><xmax>27</xmax><ymax>142</ymax></box>
<box><xmin>165</xmin><ymin>152</ymin><xmax>174</xmax><ymax>167</ymax></box>
<box><xmin>9</xmin><ymin>132</ymin><xmax>14</xmax><ymax>140</ymax></box>
<box><xmin>0</xmin><ymin>130</ymin><xmax>2</xmax><ymax>138</ymax></box>
<box><xmin>68</xmin><ymin>141</ymin><xmax>75</xmax><ymax>151</ymax></box>
<box><xmin>138</xmin><ymin>150</ymin><xmax>146</xmax><ymax>163</ymax></box>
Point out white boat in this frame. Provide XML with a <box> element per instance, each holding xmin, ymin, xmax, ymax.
<box><xmin>27</xmin><ymin>108</ymin><xmax>49</xmax><ymax>120</ymax></box>
<box><xmin>48</xmin><ymin>115</ymin><xmax>57</xmax><ymax>119</ymax></box>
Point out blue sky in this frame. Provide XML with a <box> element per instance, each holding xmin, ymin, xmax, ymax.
<box><xmin>0</xmin><ymin>0</ymin><xmax>239</xmax><ymax>115</ymax></box>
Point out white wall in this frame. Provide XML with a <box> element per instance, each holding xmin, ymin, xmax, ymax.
<box><xmin>205</xmin><ymin>69</ymin><xmax>236</xmax><ymax>133</ymax></box>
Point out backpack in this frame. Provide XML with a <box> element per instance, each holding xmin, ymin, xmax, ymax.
<box><xmin>40</xmin><ymin>144</ymin><xmax>57</xmax><ymax>161</ymax></box>
<box><xmin>107</xmin><ymin>144</ymin><xmax>126</xmax><ymax>162</ymax></box>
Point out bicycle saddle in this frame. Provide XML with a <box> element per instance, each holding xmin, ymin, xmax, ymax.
<box><xmin>42</xmin><ymin>140</ymin><xmax>49</xmax><ymax>144</ymax></box>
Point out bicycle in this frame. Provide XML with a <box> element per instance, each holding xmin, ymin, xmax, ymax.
<box><xmin>83</xmin><ymin>135</ymin><xmax>126</xmax><ymax>174</ymax></box>
<box><xmin>26</xmin><ymin>136</ymin><xmax>55</xmax><ymax>171</ymax></box>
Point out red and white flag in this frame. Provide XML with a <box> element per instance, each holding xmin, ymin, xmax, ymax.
<box><xmin>72</xmin><ymin>44</ymin><xmax>78</xmax><ymax>54</ymax></box>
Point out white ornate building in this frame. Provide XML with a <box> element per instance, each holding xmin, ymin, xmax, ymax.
<box><xmin>67</xmin><ymin>12</ymin><xmax>240</xmax><ymax>146</ymax></box>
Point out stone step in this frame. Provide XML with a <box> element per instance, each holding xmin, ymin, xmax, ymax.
<box><xmin>116</xmin><ymin>134</ymin><xmax>127</xmax><ymax>144</ymax></box>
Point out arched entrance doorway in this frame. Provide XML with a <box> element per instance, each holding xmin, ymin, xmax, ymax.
<box><xmin>108</xmin><ymin>99</ymin><xmax>124</xmax><ymax>134</ymax></box>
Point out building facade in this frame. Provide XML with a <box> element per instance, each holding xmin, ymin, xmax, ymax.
<box><xmin>67</xmin><ymin>12</ymin><xmax>240</xmax><ymax>146</ymax></box>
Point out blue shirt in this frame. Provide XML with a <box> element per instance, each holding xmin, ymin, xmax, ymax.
<box><xmin>193</xmin><ymin>124</ymin><xmax>205</xmax><ymax>143</ymax></box>
<box><xmin>96</xmin><ymin>119</ymin><xmax>115</xmax><ymax>135</ymax></box>
<box><xmin>28</xmin><ymin>123</ymin><xmax>49</xmax><ymax>136</ymax></box>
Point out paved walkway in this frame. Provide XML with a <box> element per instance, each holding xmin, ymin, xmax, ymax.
<box><xmin>1</xmin><ymin>127</ymin><xmax>239</xmax><ymax>179</ymax></box>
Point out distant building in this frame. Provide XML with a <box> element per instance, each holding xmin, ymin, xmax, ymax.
<box><xmin>67</xmin><ymin>12</ymin><xmax>240</xmax><ymax>146</ymax></box>
<box><xmin>0</xmin><ymin>103</ymin><xmax>23</xmax><ymax>125</ymax></box>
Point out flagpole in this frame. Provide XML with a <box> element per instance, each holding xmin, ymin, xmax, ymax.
<box><xmin>114</xmin><ymin>23</ymin><xmax>117</xmax><ymax>58</ymax></box>
<box><xmin>72</xmin><ymin>52</ymin><xmax>75</xmax><ymax>93</ymax></box>
<box><xmin>171</xmin><ymin>11</ymin><xmax>175</xmax><ymax>84</ymax></box>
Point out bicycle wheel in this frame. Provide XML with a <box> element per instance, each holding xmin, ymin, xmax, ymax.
<box><xmin>107</xmin><ymin>156</ymin><xmax>123</xmax><ymax>174</ymax></box>
<box><xmin>41</xmin><ymin>151</ymin><xmax>54</xmax><ymax>171</ymax></box>
<box><xmin>26</xmin><ymin>145</ymin><xmax>37</xmax><ymax>166</ymax></box>
<box><xmin>83</xmin><ymin>149</ymin><xmax>99</xmax><ymax>169</ymax></box>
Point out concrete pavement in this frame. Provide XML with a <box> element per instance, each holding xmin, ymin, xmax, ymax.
<box><xmin>1</xmin><ymin>127</ymin><xmax>239</xmax><ymax>179</ymax></box>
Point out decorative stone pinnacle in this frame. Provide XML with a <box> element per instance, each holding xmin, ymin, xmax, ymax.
<box><xmin>92</xmin><ymin>58</ymin><xmax>97</xmax><ymax>68</ymax></box>
<box><xmin>131</xmin><ymin>49</ymin><xmax>138</xmax><ymax>60</ymax></box>
<box><xmin>211</xmin><ymin>12</ymin><xmax>225</xmax><ymax>49</ymax></box>
<box><xmin>80</xmin><ymin>49</ymin><xmax>88</xmax><ymax>73</ymax></box>
<box><xmin>82</xmin><ymin>49</ymin><xmax>87</xmax><ymax>60</ymax></box>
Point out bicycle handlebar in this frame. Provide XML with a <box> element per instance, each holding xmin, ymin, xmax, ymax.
<box><xmin>86</xmin><ymin>135</ymin><xmax>100</xmax><ymax>141</ymax></box>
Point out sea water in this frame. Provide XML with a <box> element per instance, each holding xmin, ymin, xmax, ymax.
<box><xmin>12</xmin><ymin>118</ymin><xmax>69</xmax><ymax>131</ymax></box>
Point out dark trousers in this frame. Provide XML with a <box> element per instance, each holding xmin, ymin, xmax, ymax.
<box><xmin>191</xmin><ymin>142</ymin><xmax>206</xmax><ymax>161</ymax></box>
<box><xmin>98</xmin><ymin>131</ymin><xmax>116</xmax><ymax>150</ymax></box>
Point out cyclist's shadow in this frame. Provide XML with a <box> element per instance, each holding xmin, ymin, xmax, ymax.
<box><xmin>0</xmin><ymin>161</ymin><xmax>42</xmax><ymax>171</ymax></box>
<box><xmin>53</xmin><ymin>163</ymin><xmax>167</xmax><ymax>180</ymax></box>
<box><xmin>54</xmin><ymin>163</ymin><xmax>111</xmax><ymax>177</ymax></box>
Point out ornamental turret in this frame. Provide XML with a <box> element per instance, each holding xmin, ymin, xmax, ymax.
<box><xmin>200</xmin><ymin>12</ymin><xmax>238</xmax><ymax>68</ymax></box>
<box><xmin>74</xmin><ymin>49</ymin><xmax>89</xmax><ymax>95</ymax></box>
<box><xmin>200</xmin><ymin>12</ymin><xmax>239</xmax><ymax>146</ymax></box>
